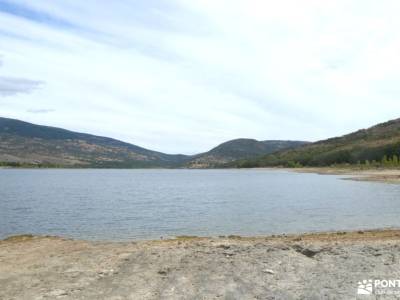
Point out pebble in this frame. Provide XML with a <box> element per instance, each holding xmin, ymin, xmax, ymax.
<box><xmin>47</xmin><ymin>289</ymin><xmax>68</xmax><ymax>297</ymax></box>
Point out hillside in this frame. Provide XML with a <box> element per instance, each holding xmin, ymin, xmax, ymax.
<box><xmin>186</xmin><ymin>139</ymin><xmax>309</xmax><ymax>168</ymax></box>
<box><xmin>0</xmin><ymin>117</ymin><xmax>307</xmax><ymax>168</ymax></box>
<box><xmin>234</xmin><ymin>118</ymin><xmax>400</xmax><ymax>168</ymax></box>
<box><xmin>0</xmin><ymin>117</ymin><xmax>189</xmax><ymax>168</ymax></box>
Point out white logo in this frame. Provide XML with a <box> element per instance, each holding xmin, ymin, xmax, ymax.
<box><xmin>357</xmin><ymin>280</ymin><xmax>373</xmax><ymax>295</ymax></box>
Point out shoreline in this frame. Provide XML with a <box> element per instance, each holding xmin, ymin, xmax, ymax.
<box><xmin>2</xmin><ymin>229</ymin><xmax>400</xmax><ymax>299</ymax></box>
<box><xmin>2</xmin><ymin>165</ymin><xmax>400</xmax><ymax>184</ymax></box>
<box><xmin>285</xmin><ymin>166</ymin><xmax>400</xmax><ymax>184</ymax></box>
<box><xmin>2</xmin><ymin>226</ymin><xmax>400</xmax><ymax>243</ymax></box>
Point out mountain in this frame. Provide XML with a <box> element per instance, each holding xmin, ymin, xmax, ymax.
<box><xmin>186</xmin><ymin>139</ymin><xmax>309</xmax><ymax>168</ymax></box>
<box><xmin>0</xmin><ymin>117</ymin><xmax>307</xmax><ymax>168</ymax></box>
<box><xmin>0</xmin><ymin>117</ymin><xmax>189</xmax><ymax>168</ymax></box>
<box><xmin>234</xmin><ymin>118</ymin><xmax>400</xmax><ymax>168</ymax></box>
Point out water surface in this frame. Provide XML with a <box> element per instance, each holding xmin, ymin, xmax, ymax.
<box><xmin>1</xmin><ymin>169</ymin><xmax>399</xmax><ymax>240</ymax></box>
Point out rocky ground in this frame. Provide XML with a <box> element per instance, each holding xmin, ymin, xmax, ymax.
<box><xmin>1</xmin><ymin>230</ymin><xmax>400</xmax><ymax>299</ymax></box>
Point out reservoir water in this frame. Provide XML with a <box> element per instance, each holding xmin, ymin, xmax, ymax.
<box><xmin>1</xmin><ymin>169</ymin><xmax>400</xmax><ymax>240</ymax></box>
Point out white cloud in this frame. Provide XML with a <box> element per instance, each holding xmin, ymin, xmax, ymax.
<box><xmin>0</xmin><ymin>0</ymin><xmax>400</xmax><ymax>153</ymax></box>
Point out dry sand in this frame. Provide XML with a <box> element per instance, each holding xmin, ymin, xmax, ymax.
<box><xmin>1</xmin><ymin>230</ymin><xmax>400</xmax><ymax>299</ymax></box>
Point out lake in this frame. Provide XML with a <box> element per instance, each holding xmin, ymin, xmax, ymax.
<box><xmin>1</xmin><ymin>169</ymin><xmax>400</xmax><ymax>240</ymax></box>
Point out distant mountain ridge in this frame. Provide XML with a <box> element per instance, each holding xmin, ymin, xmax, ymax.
<box><xmin>186</xmin><ymin>139</ymin><xmax>309</xmax><ymax>168</ymax></box>
<box><xmin>0</xmin><ymin>117</ymin><xmax>306</xmax><ymax>168</ymax></box>
<box><xmin>234</xmin><ymin>117</ymin><xmax>400</xmax><ymax>168</ymax></box>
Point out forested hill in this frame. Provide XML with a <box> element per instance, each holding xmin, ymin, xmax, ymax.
<box><xmin>186</xmin><ymin>139</ymin><xmax>309</xmax><ymax>168</ymax></box>
<box><xmin>233</xmin><ymin>118</ymin><xmax>400</xmax><ymax>168</ymax></box>
<box><xmin>0</xmin><ymin>117</ymin><xmax>189</xmax><ymax>168</ymax></box>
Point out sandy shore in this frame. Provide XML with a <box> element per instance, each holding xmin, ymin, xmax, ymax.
<box><xmin>289</xmin><ymin>167</ymin><xmax>400</xmax><ymax>184</ymax></box>
<box><xmin>1</xmin><ymin>230</ymin><xmax>400</xmax><ymax>299</ymax></box>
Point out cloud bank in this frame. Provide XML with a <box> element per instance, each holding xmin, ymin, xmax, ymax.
<box><xmin>0</xmin><ymin>1</ymin><xmax>400</xmax><ymax>153</ymax></box>
<box><xmin>0</xmin><ymin>76</ymin><xmax>42</xmax><ymax>96</ymax></box>
<box><xmin>0</xmin><ymin>57</ymin><xmax>43</xmax><ymax>96</ymax></box>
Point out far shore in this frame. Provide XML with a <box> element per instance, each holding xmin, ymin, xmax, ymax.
<box><xmin>1</xmin><ymin>165</ymin><xmax>400</xmax><ymax>184</ymax></box>
<box><xmin>286</xmin><ymin>166</ymin><xmax>400</xmax><ymax>184</ymax></box>
<box><xmin>1</xmin><ymin>229</ymin><xmax>400</xmax><ymax>299</ymax></box>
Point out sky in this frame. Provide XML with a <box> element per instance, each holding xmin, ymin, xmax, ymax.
<box><xmin>0</xmin><ymin>1</ymin><xmax>400</xmax><ymax>154</ymax></box>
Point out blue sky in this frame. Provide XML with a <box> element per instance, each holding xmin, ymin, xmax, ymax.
<box><xmin>1</xmin><ymin>0</ymin><xmax>400</xmax><ymax>154</ymax></box>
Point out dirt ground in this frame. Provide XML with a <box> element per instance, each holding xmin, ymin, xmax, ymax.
<box><xmin>1</xmin><ymin>230</ymin><xmax>400</xmax><ymax>299</ymax></box>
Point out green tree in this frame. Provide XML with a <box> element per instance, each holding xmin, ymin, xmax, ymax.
<box><xmin>382</xmin><ymin>155</ymin><xmax>389</xmax><ymax>166</ymax></box>
<box><xmin>287</xmin><ymin>161</ymin><xmax>302</xmax><ymax>168</ymax></box>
